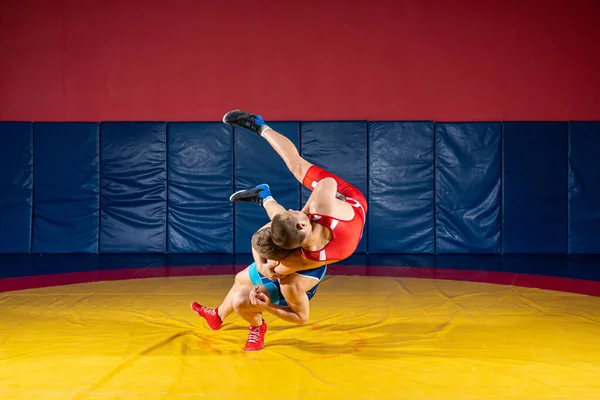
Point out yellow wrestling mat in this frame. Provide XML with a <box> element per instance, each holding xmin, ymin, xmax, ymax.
<box><xmin>2</xmin><ymin>275</ymin><xmax>600</xmax><ymax>399</ymax></box>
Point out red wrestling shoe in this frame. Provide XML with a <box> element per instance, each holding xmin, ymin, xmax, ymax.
<box><xmin>190</xmin><ymin>302</ymin><xmax>223</xmax><ymax>330</ymax></box>
<box><xmin>244</xmin><ymin>320</ymin><xmax>268</xmax><ymax>351</ymax></box>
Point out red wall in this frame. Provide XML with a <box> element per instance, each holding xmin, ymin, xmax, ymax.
<box><xmin>1</xmin><ymin>0</ymin><xmax>598</xmax><ymax>122</ymax></box>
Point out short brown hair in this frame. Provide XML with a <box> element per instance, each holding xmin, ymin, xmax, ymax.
<box><xmin>251</xmin><ymin>227</ymin><xmax>291</xmax><ymax>261</ymax></box>
<box><xmin>271</xmin><ymin>213</ymin><xmax>308</xmax><ymax>249</ymax></box>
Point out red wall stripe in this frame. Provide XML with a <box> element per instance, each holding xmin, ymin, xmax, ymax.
<box><xmin>2</xmin><ymin>265</ymin><xmax>599</xmax><ymax>297</ymax></box>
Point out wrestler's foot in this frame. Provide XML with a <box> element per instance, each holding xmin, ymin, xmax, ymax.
<box><xmin>244</xmin><ymin>320</ymin><xmax>267</xmax><ymax>351</ymax></box>
<box><xmin>190</xmin><ymin>302</ymin><xmax>223</xmax><ymax>330</ymax></box>
<box><xmin>229</xmin><ymin>184</ymin><xmax>273</xmax><ymax>207</ymax></box>
<box><xmin>223</xmin><ymin>109</ymin><xmax>269</xmax><ymax>135</ymax></box>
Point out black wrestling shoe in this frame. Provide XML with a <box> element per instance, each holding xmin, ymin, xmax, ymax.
<box><xmin>222</xmin><ymin>109</ymin><xmax>269</xmax><ymax>135</ymax></box>
<box><xmin>229</xmin><ymin>184</ymin><xmax>273</xmax><ymax>207</ymax></box>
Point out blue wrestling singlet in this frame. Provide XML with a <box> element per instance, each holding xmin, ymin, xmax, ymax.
<box><xmin>247</xmin><ymin>262</ymin><xmax>327</xmax><ymax>306</ymax></box>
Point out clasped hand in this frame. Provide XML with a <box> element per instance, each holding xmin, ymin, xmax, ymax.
<box><xmin>257</xmin><ymin>258</ymin><xmax>283</xmax><ymax>280</ymax></box>
<box><xmin>249</xmin><ymin>286</ymin><xmax>271</xmax><ymax>309</ymax></box>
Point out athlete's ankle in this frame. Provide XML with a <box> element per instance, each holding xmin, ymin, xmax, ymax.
<box><xmin>259</xmin><ymin>125</ymin><xmax>272</xmax><ymax>137</ymax></box>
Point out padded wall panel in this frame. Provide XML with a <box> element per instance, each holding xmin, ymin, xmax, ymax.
<box><xmin>436</xmin><ymin>123</ymin><xmax>502</xmax><ymax>253</ymax></box>
<box><xmin>569</xmin><ymin>122</ymin><xmax>600</xmax><ymax>253</ymax></box>
<box><xmin>32</xmin><ymin>123</ymin><xmax>100</xmax><ymax>253</ymax></box>
<box><xmin>168</xmin><ymin>123</ymin><xmax>233</xmax><ymax>253</ymax></box>
<box><xmin>0</xmin><ymin>255</ymin><xmax>33</xmax><ymax>280</ymax></box>
<box><xmin>368</xmin><ymin>122</ymin><xmax>434</xmax><ymax>253</ymax></box>
<box><xmin>503</xmin><ymin>122</ymin><xmax>568</xmax><ymax>253</ymax></box>
<box><xmin>100</xmin><ymin>122</ymin><xmax>166</xmax><ymax>253</ymax></box>
<box><xmin>0</xmin><ymin>123</ymin><xmax>33</xmax><ymax>253</ymax></box>
<box><xmin>234</xmin><ymin>123</ymin><xmax>300</xmax><ymax>253</ymax></box>
<box><xmin>301</xmin><ymin>122</ymin><xmax>368</xmax><ymax>253</ymax></box>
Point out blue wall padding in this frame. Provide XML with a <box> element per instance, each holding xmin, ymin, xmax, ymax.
<box><xmin>0</xmin><ymin>255</ymin><xmax>33</xmax><ymax>280</ymax></box>
<box><xmin>301</xmin><ymin>122</ymin><xmax>368</xmax><ymax>253</ymax></box>
<box><xmin>32</xmin><ymin>123</ymin><xmax>100</xmax><ymax>253</ymax></box>
<box><xmin>100</xmin><ymin>122</ymin><xmax>167</xmax><ymax>253</ymax></box>
<box><xmin>568</xmin><ymin>122</ymin><xmax>600</xmax><ymax>253</ymax></box>
<box><xmin>2</xmin><ymin>119</ymin><xmax>599</xmax><ymax>256</ymax></box>
<box><xmin>0</xmin><ymin>123</ymin><xmax>33</xmax><ymax>253</ymax></box>
<box><xmin>368</xmin><ymin>122</ymin><xmax>435</xmax><ymax>253</ymax></box>
<box><xmin>234</xmin><ymin>123</ymin><xmax>300</xmax><ymax>253</ymax></box>
<box><xmin>435</xmin><ymin>123</ymin><xmax>502</xmax><ymax>253</ymax></box>
<box><xmin>168</xmin><ymin>123</ymin><xmax>233</xmax><ymax>253</ymax></box>
<box><xmin>503</xmin><ymin>122</ymin><xmax>568</xmax><ymax>253</ymax></box>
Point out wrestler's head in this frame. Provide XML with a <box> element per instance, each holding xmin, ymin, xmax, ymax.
<box><xmin>251</xmin><ymin>227</ymin><xmax>291</xmax><ymax>261</ymax></box>
<box><xmin>270</xmin><ymin>210</ymin><xmax>312</xmax><ymax>249</ymax></box>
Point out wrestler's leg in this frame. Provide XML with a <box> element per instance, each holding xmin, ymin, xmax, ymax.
<box><xmin>190</xmin><ymin>267</ymin><xmax>253</xmax><ymax>329</ymax></box>
<box><xmin>231</xmin><ymin>285</ymin><xmax>270</xmax><ymax>351</ymax></box>
<box><xmin>215</xmin><ymin>267</ymin><xmax>253</xmax><ymax>320</ymax></box>
<box><xmin>231</xmin><ymin>285</ymin><xmax>269</xmax><ymax>327</ymax></box>
<box><xmin>260</xmin><ymin>128</ymin><xmax>312</xmax><ymax>183</ymax></box>
<box><xmin>223</xmin><ymin>110</ymin><xmax>312</xmax><ymax>183</ymax></box>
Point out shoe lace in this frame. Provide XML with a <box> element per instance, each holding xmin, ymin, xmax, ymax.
<box><xmin>247</xmin><ymin>326</ymin><xmax>261</xmax><ymax>343</ymax></box>
<box><xmin>203</xmin><ymin>307</ymin><xmax>215</xmax><ymax>316</ymax></box>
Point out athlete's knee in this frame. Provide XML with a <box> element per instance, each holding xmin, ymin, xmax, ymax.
<box><xmin>234</xmin><ymin>270</ymin><xmax>250</xmax><ymax>286</ymax></box>
<box><xmin>231</xmin><ymin>289</ymin><xmax>249</xmax><ymax>313</ymax></box>
<box><xmin>288</xmin><ymin>159</ymin><xmax>312</xmax><ymax>183</ymax></box>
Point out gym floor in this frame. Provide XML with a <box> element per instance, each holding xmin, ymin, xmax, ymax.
<box><xmin>1</xmin><ymin>254</ymin><xmax>600</xmax><ymax>399</ymax></box>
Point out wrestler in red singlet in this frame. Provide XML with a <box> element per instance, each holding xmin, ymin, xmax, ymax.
<box><xmin>300</xmin><ymin>165</ymin><xmax>367</xmax><ymax>262</ymax></box>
